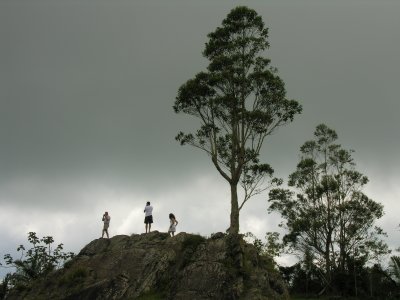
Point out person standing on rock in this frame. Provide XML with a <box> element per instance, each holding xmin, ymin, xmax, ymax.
<box><xmin>101</xmin><ymin>211</ymin><xmax>111</xmax><ymax>238</ymax></box>
<box><xmin>168</xmin><ymin>213</ymin><xmax>178</xmax><ymax>237</ymax></box>
<box><xmin>144</xmin><ymin>201</ymin><xmax>153</xmax><ymax>233</ymax></box>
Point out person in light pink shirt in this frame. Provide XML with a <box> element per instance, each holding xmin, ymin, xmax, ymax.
<box><xmin>101</xmin><ymin>211</ymin><xmax>111</xmax><ymax>238</ymax></box>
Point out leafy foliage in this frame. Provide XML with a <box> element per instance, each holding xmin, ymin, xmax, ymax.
<box><xmin>244</xmin><ymin>231</ymin><xmax>284</xmax><ymax>259</ymax></box>
<box><xmin>174</xmin><ymin>6</ymin><xmax>301</xmax><ymax>234</ymax></box>
<box><xmin>0</xmin><ymin>232</ymin><xmax>74</xmax><ymax>295</ymax></box>
<box><xmin>0</xmin><ymin>274</ymin><xmax>11</xmax><ymax>300</ymax></box>
<box><xmin>269</xmin><ymin>124</ymin><xmax>389</xmax><ymax>295</ymax></box>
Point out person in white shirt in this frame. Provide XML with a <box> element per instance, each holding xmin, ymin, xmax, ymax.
<box><xmin>101</xmin><ymin>211</ymin><xmax>111</xmax><ymax>238</ymax></box>
<box><xmin>144</xmin><ymin>202</ymin><xmax>153</xmax><ymax>233</ymax></box>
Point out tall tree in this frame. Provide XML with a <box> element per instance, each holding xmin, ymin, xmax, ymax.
<box><xmin>269</xmin><ymin>124</ymin><xmax>387</xmax><ymax>293</ymax></box>
<box><xmin>173</xmin><ymin>6</ymin><xmax>301</xmax><ymax>235</ymax></box>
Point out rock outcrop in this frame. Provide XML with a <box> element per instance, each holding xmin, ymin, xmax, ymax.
<box><xmin>6</xmin><ymin>232</ymin><xmax>288</xmax><ymax>300</ymax></box>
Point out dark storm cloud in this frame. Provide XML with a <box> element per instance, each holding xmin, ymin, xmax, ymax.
<box><xmin>2</xmin><ymin>0</ymin><xmax>398</xmax><ymax>182</ymax></box>
<box><xmin>0</xmin><ymin>0</ymin><xmax>216</xmax><ymax>185</ymax></box>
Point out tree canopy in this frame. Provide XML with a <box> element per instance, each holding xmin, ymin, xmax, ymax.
<box><xmin>174</xmin><ymin>6</ymin><xmax>301</xmax><ymax>234</ymax></box>
<box><xmin>269</xmin><ymin>124</ymin><xmax>388</xmax><ymax>294</ymax></box>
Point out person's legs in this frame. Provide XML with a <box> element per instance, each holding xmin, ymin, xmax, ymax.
<box><xmin>101</xmin><ymin>229</ymin><xmax>104</xmax><ymax>238</ymax></box>
<box><xmin>105</xmin><ymin>229</ymin><xmax>109</xmax><ymax>238</ymax></box>
<box><xmin>148</xmin><ymin>215</ymin><xmax>153</xmax><ymax>232</ymax></box>
<box><xmin>145</xmin><ymin>216</ymin><xmax>150</xmax><ymax>233</ymax></box>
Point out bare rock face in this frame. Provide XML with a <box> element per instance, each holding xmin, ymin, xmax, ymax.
<box><xmin>6</xmin><ymin>232</ymin><xmax>288</xmax><ymax>300</ymax></box>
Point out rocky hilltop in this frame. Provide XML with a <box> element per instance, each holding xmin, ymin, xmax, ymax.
<box><xmin>7</xmin><ymin>231</ymin><xmax>288</xmax><ymax>300</ymax></box>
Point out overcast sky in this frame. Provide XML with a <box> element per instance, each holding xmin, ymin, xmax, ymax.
<box><xmin>1</xmin><ymin>0</ymin><xmax>399</xmax><ymax>278</ymax></box>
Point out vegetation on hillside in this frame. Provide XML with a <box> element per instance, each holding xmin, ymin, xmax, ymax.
<box><xmin>0</xmin><ymin>232</ymin><xmax>74</xmax><ymax>299</ymax></box>
<box><xmin>265</xmin><ymin>125</ymin><xmax>399</xmax><ymax>298</ymax></box>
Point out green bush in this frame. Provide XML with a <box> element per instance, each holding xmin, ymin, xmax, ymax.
<box><xmin>0</xmin><ymin>232</ymin><xmax>74</xmax><ymax>295</ymax></box>
<box><xmin>182</xmin><ymin>235</ymin><xmax>206</xmax><ymax>251</ymax></box>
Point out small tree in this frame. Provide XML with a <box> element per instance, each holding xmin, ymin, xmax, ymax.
<box><xmin>0</xmin><ymin>232</ymin><xmax>74</xmax><ymax>291</ymax></box>
<box><xmin>269</xmin><ymin>124</ymin><xmax>387</xmax><ymax>294</ymax></box>
<box><xmin>174</xmin><ymin>6</ymin><xmax>301</xmax><ymax>235</ymax></box>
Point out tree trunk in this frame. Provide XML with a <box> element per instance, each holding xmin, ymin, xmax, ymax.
<box><xmin>227</xmin><ymin>183</ymin><xmax>244</xmax><ymax>297</ymax></box>
<box><xmin>325</xmin><ymin>233</ymin><xmax>332</xmax><ymax>293</ymax></box>
<box><xmin>229</xmin><ymin>183</ymin><xmax>240</xmax><ymax>235</ymax></box>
